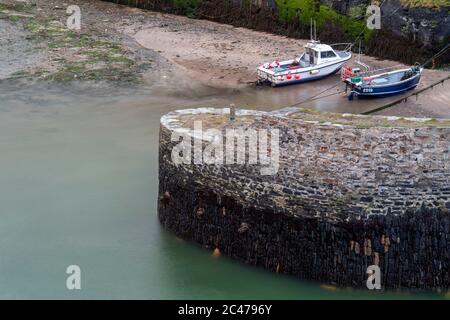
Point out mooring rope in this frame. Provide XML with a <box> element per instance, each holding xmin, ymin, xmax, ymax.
<box><xmin>281</xmin><ymin>82</ymin><xmax>344</xmax><ymax>111</ymax></box>
<box><xmin>420</xmin><ymin>43</ymin><xmax>450</xmax><ymax>68</ymax></box>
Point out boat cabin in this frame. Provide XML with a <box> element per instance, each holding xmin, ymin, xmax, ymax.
<box><xmin>297</xmin><ymin>42</ymin><xmax>341</xmax><ymax>67</ymax></box>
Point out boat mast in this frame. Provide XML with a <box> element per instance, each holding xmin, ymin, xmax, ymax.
<box><xmin>356</xmin><ymin>39</ymin><xmax>370</xmax><ymax>70</ymax></box>
<box><xmin>310</xmin><ymin>18</ymin><xmax>318</xmax><ymax>42</ymax></box>
<box><xmin>314</xmin><ymin>20</ymin><xmax>317</xmax><ymax>41</ymax></box>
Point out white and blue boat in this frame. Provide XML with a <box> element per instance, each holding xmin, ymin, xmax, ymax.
<box><xmin>257</xmin><ymin>40</ymin><xmax>352</xmax><ymax>87</ymax></box>
<box><xmin>344</xmin><ymin>64</ymin><xmax>423</xmax><ymax>100</ymax></box>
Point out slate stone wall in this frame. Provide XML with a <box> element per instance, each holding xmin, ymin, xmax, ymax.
<box><xmin>158</xmin><ymin>108</ymin><xmax>450</xmax><ymax>289</ymax></box>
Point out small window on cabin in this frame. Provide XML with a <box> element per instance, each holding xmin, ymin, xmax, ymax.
<box><xmin>321</xmin><ymin>51</ymin><xmax>337</xmax><ymax>58</ymax></box>
<box><xmin>314</xmin><ymin>51</ymin><xmax>318</xmax><ymax>58</ymax></box>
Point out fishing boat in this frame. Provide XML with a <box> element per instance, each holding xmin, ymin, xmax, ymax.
<box><xmin>343</xmin><ymin>64</ymin><xmax>423</xmax><ymax>100</ymax></box>
<box><xmin>256</xmin><ymin>40</ymin><xmax>352</xmax><ymax>87</ymax></box>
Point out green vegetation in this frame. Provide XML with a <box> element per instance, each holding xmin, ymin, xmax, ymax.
<box><xmin>0</xmin><ymin>2</ymin><xmax>33</xmax><ymax>13</ymax></box>
<box><xmin>275</xmin><ymin>0</ymin><xmax>373</xmax><ymax>42</ymax></box>
<box><xmin>348</xmin><ymin>5</ymin><xmax>366</xmax><ymax>19</ymax></box>
<box><xmin>6</xmin><ymin>14</ymin><xmax>20</xmax><ymax>23</ymax></box>
<box><xmin>1</xmin><ymin>0</ymin><xmax>147</xmax><ymax>82</ymax></box>
<box><xmin>1</xmin><ymin>0</ymin><xmax>142</xmax><ymax>82</ymax></box>
<box><xmin>0</xmin><ymin>1</ymin><xmax>33</xmax><ymax>23</ymax></box>
<box><xmin>23</xmin><ymin>18</ymin><xmax>138</xmax><ymax>82</ymax></box>
<box><xmin>174</xmin><ymin>0</ymin><xmax>200</xmax><ymax>18</ymax></box>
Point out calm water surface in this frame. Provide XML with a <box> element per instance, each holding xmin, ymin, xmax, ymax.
<box><xmin>0</xmin><ymin>76</ymin><xmax>446</xmax><ymax>299</ymax></box>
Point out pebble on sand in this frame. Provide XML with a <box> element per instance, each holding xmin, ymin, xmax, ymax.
<box><xmin>212</xmin><ymin>248</ymin><xmax>221</xmax><ymax>257</ymax></box>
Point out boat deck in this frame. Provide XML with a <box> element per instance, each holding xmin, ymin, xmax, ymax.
<box><xmin>272</xmin><ymin>50</ymin><xmax>351</xmax><ymax>73</ymax></box>
<box><xmin>361</xmin><ymin>70</ymin><xmax>414</xmax><ymax>86</ymax></box>
<box><xmin>337</xmin><ymin>51</ymin><xmax>351</xmax><ymax>59</ymax></box>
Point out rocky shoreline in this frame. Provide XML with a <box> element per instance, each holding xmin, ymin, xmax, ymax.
<box><xmin>105</xmin><ymin>0</ymin><xmax>450</xmax><ymax>67</ymax></box>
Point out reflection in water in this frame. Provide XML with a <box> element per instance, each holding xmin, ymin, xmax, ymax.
<box><xmin>0</xmin><ymin>78</ymin><xmax>446</xmax><ymax>299</ymax></box>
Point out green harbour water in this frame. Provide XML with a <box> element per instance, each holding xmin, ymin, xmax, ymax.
<box><xmin>0</xmin><ymin>78</ymin><xmax>447</xmax><ymax>300</ymax></box>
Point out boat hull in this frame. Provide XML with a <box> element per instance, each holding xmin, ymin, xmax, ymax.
<box><xmin>273</xmin><ymin>64</ymin><xmax>344</xmax><ymax>87</ymax></box>
<box><xmin>258</xmin><ymin>55</ymin><xmax>351</xmax><ymax>87</ymax></box>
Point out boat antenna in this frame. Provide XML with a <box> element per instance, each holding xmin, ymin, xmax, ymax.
<box><xmin>358</xmin><ymin>39</ymin><xmax>362</xmax><ymax>63</ymax></box>
<box><xmin>310</xmin><ymin>18</ymin><xmax>313</xmax><ymax>41</ymax></box>
<box><xmin>314</xmin><ymin>20</ymin><xmax>317</xmax><ymax>41</ymax></box>
<box><xmin>356</xmin><ymin>39</ymin><xmax>370</xmax><ymax>70</ymax></box>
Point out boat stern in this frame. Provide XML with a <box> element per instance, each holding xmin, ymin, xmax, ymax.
<box><xmin>256</xmin><ymin>66</ymin><xmax>276</xmax><ymax>85</ymax></box>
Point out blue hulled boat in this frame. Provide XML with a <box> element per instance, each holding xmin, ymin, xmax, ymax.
<box><xmin>344</xmin><ymin>65</ymin><xmax>423</xmax><ymax>100</ymax></box>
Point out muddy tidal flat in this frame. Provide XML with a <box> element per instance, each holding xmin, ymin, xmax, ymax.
<box><xmin>1</xmin><ymin>0</ymin><xmax>449</xmax><ymax>117</ymax></box>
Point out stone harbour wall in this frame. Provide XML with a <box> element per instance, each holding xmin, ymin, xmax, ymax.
<box><xmin>158</xmin><ymin>108</ymin><xmax>450</xmax><ymax>290</ymax></box>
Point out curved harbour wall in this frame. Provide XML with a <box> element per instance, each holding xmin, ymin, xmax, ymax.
<box><xmin>158</xmin><ymin>108</ymin><xmax>450</xmax><ymax>290</ymax></box>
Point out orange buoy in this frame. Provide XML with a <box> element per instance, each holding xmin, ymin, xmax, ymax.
<box><xmin>295</xmin><ymin>75</ymin><xmax>300</xmax><ymax>80</ymax></box>
<box><xmin>286</xmin><ymin>74</ymin><xmax>292</xmax><ymax>80</ymax></box>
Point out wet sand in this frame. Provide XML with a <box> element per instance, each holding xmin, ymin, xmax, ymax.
<box><xmin>126</xmin><ymin>8</ymin><xmax>450</xmax><ymax>117</ymax></box>
<box><xmin>0</xmin><ymin>19</ymin><xmax>44</xmax><ymax>78</ymax></box>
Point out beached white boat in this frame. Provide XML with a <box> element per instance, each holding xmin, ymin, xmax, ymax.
<box><xmin>257</xmin><ymin>41</ymin><xmax>352</xmax><ymax>87</ymax></box>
